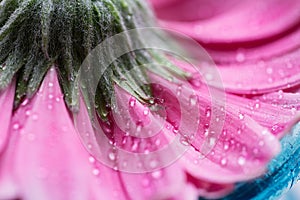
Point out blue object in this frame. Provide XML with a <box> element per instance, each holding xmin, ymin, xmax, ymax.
<box><xmin>200</xmin><ymin>123</ymin><xmax>300</xmax><ymax>200</ymax></box>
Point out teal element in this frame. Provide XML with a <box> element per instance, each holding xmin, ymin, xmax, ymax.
<box><xmin>200</xmin><ymin>122</ymin><xmax>300</xmax><ymax>200</ymax></box>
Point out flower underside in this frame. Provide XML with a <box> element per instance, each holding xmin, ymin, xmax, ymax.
<box><xmin>0</xmin><ymin>0</ymin><xmax>187</xmax><ymax>118</ymax></box>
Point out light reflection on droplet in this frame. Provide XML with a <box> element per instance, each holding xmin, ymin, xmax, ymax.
<box><xmin>238</xmin><ymin>156</ymin><xmax>246</xmax><ymax>166</ymax></box>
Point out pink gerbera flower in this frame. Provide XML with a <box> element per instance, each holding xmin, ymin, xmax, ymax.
<box><xmin>0</xmin><ymin>0</ymin><xmax>299</xmax><ymax>199</ymax></box>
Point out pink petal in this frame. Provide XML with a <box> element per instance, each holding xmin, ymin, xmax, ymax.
<box><xmin>149</xmin><ymin>73</ymin><xmax>281</xmax><ymax>183</ymax></box>
<box><xmin>0</xmin><ymin>82</ymin><xmax>15</xmax><ymax>153</ymax></box>
<box><xmin>119</xmin><ymin>165</ymin><xmax>185</xmax><ymax>200</ymax></box>
<box><xmin>8</xmin><ymin>68</ymin><xmax>128</xmax><ymax>200</ymax></box>
<box><xmin>215</xmin><ymin>48</ymin><xmax>300</xmax><ymax>94</ymax></box>
<box><xmin>255</xmin><ymin>91</ymin><xmax>300</xmax><ymax>110</ymax></box>
<box><xmin>0</xmin><ymin>82</ymin><xmax>18</xmax><ymax>199</ymax></box>
<box><xmin>185</xmin><ymin>172</ymin><xmax>234</xmax><ymax>199</ymax></box>
<box><xmin>153</xmin><ymin>0</ymin><xmax>300</xmax><ymax>42</ymax></box>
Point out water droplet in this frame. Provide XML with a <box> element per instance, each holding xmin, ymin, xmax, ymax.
<box><xmin>266</xmin><ymin>67</ymin><xmax>273</xmax><ymax>74</ymax></box>
<box><xmin>209</xmin><ymin>137</ymin><xmax>216</xmax><ymax>146</ymax></box>
<box><xmin>268</xmin><ymin>77</ymin><xmax>273</xmax><ymax>83</ymax></box>
<box><xmin>220</xmin><ymin>158</ymin><xmax>227</xmax><ymax>166</ymax></box>
<box><xmin>136</xmin><ymin>124</ymin><xmax>142</xmax><ymax>133</ymax></box>
<box><xmin>25</xmin><ymin>109</ymin><xmax>31</xmax><ymax>116</ymax></box>
<box><xmin>261</xmin><ymin>130</ymin><xmax>268</xmax><ymax>135</ymax></box>
<box><xmin>89</xmin><ymin>156</ymin><xmax>95</xmax><ymax>163</ymax></box>
<box><xmin>142</xmin><ymin>178</ymin><xmax>150</xmax><ymax>187</ymax></box>
<box><xmin>129</xmin><ymin>98</ymin><xmax>136</xmax><ymax>107</ymax></box>
<box><xmin>205</xmin><ymin>108</ymin><xmax>211</xmax><ymax>118</ymax></box>
<box><xmin>47</xmin><ymin>104</ymin><xmax>53</xmax><ymax>110</ymax></box>
<box><xmin>108</xmin><ymin>151</ymin><xmax>116</xmax><ymax>161</ymax></box>
<box><xmin>155</xmin><ymin>139</ymin><xmax>161</xmax><ymax>146</ymax></box>
<box><xmin>92</xmin><ymin>168</ymin><xmax>100</xmax><ymax>176</ymax></box>
<box><xmin>87</xmin><ymin>143</ymin><xmax>93</xmax><ymax>149</ymax></box>
<box><xmin>48</xmin><ymin>94</ymin><xmax>54</xmax><ymax>99</ymax></box>
<box><xmin>189</xmin><ymin>95</ymin><xmax>198</xmax><ymax>106</ymax></box>
<box><xmin>205</xmin><ymin>73</ymin><xmax>213</xmax><ymax>81</ymax></box>
<box><xmin>149</xmin><ymin>98</ymin><xmax>155</xmax><ymax>104</ymax></box>
<box><xmin>32</xmin><ymin>114</ymin><xmax>39</xmax><ymax>121</ymax></box>
<box><xmin>21</xmin><ymin>99</ymin><xmax>29</xmax><ymax>106</ymax></box>
<box><xmin>143</xmin><ymin>108</ymin><xmax>149</xmax><ymax>116</ymax></box>
<box><xmin>176</xmin><ymin>85</ymin><xmax>182</xmax><ymax>96</ymax></box>
<box><xmin>55</xmin><ymin>97</ymin><xmax>60</xmax><ymax>102</ymax></box>
<box><xmin>223</xmin><ymin>141</ymin><xmax>230</xmax><ymax>151</ymax></box>
<box><xmin>255</xmin><ymin>102</ymin><xmax>260</xmax><ymax>109</ymax></box>
<box><xmin>258</xmin><ymin>140</ymin><xmax>265</xmax><ymax>146</ymax></box>
<box><xmin>180</xmin><ymin>137</ymin><xmax>190</xmax><ymax>146</ymax></box>
<box><xmin>48</xmin><ymin>82</ymin><xmax>54</xmax><ymax>87</ymax></box>
<box><xmin>253</xmin><ymin>148</ymin><xmax>259</xmax><ymax>155</ymax></box>
<box><xmin>149</xmin><ymin>159</ymin><xmax>158</xmax><ymax>168</ymax></box>
<box><xmin>238</xmin><ymin>156</ymin><xmax>246</xmax><ymax>166</ymax></box>
<box><xmin>239</xmin><ymin>113</ymin><xmax>245</xmax><ymax>120</ymax></box>
<box><xmin>12</xmin><ymin>123</ymin><xmax>20</xmax><ymax>130</ymax></box>
<box><xmin>236</xmin><ymin>52</ymin><xmax>245</xmax><ymax>62</ymax></box>
<box><xmin>151</xmin><ymin>170</ymin><xmax>162</xmax><ymax>179</ymax></box>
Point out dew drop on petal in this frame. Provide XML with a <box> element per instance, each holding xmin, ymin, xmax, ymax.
<box><xmin>48</xmin><ymin>94</ymin><xmax>54</xmax><ymax>100</ymax></box>
<box><xmin>238</xmin><ymin>156</ymin><xmax>246</xmax><ymax>166</ymax></box>
<box><xmin>205</xmin><ymin>73</ymin><xmax>213</xmax><ymax>81</ymax></box>
<box><xmin>12</xmin><ymin>123</ymin><xmax>20</xmax><ymax>130</ymax></box>
<box><xmin>155</xmin><ymin>139</ymin><xmax>161</xmax><ymax>146</ymax></box>
<box><xmin>92</xmin><ymin>168</ymin><xmax>100</xmax><ymax>176</ymax></box>
<box><xmin>258</xmin><ymin>140</ymin><xmax>265</xmax><ymax>147</ymax></box>
<box><xmin>220</xmin><ymin>158</ymin><xmax>227</xmax><ymax>166</ymax></box>
<box><xmin>89</xmin><ymin>156</ymin><xmax>95</xmax><ymax>163</ymax></box>
<box><xmin>180</xmin><ymin>137</ymin><xmax>190</xmax><ymax>146</ymax></box>
<box><xmin>189</xmin><ymin>95</ymin><xmax>198</xmax><ymax>106</ymax></box>
<box><xmin>87</xmin><ymin>143</ymin><xmax>93</xmax><ymax>149</ymax></box>
<box><xmin>143</xmin><ymin>108</ymin><xmax>149</xmax><ymax>116</ymax></box>
<box><xmin>108</xmin><ymin>151</ymin><xmax>116</xmax><ymax>161</ymax></box>
<box><xmin>129</xmin><ymin>98</ymin><xmax>136</xmax><ymax>107</ymax></box>
<box><xmin>151</xmin><ymin>170</ymin><xmax>162</xmax><ymax>179</ymax></box>
<box><xmin>47</xmin><ymin>104</ymin><xmax>53</xmax><ymax>110</ymax></box>
<box><xmin>149</xmin><ymin>159</ymin><xmax>158</xmax><ymax>169</ymax></box>
<box><xmin>255</xmin><ymin>102</ymin><xmax>260</xmax><ymax>109</ymax></box>
<box><xmin>205</xmin><ymin>108</ymin><xmax>211</xmax><ymax>118</ymax></box>
<box><xmin>176</xmin><ymin>85</ymin><xmax>182</xmax><ymax>96</ymax></box>
<box><xmin>209</xmin><ymin>137</ymin><xmax>216</xmax><ymax>146</ymax></box>
<box><xmin>266</xmin><ymin>67</ymin><xmax>273</xmax><ymax>74</ymax></box>
<box><xmin>48</xmin><ymin>82</ymin><xmax>54</xmax><ymax>87</ymax></box>
<box><xmin>142</xmin><ymin>178</ymin><xmax>150</xmax><ymax>187</ymax></box>
<box><xmin>21</xmin><ymin>99</ymin><xmax>29</xmax><ymax>106</ymax></box>
<box><xmin>32</xmin><ymin>114</ymin><xmax>39</xmax><ymax>121</ymax></box>
<box><xmin>236</xmin><ymin>52</ymin><xmax>245</xmax><ymax>62</ymax></box>
<box><xmin>239</xmin><ymin>113</ymin><xmax>245</xmax><ymax>120</ymax></box>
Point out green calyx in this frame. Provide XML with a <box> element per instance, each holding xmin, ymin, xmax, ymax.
<box><xmin>0</xmin><ymin>0</ymin><xmax>188</xmax><ymax>119</ymax></box>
